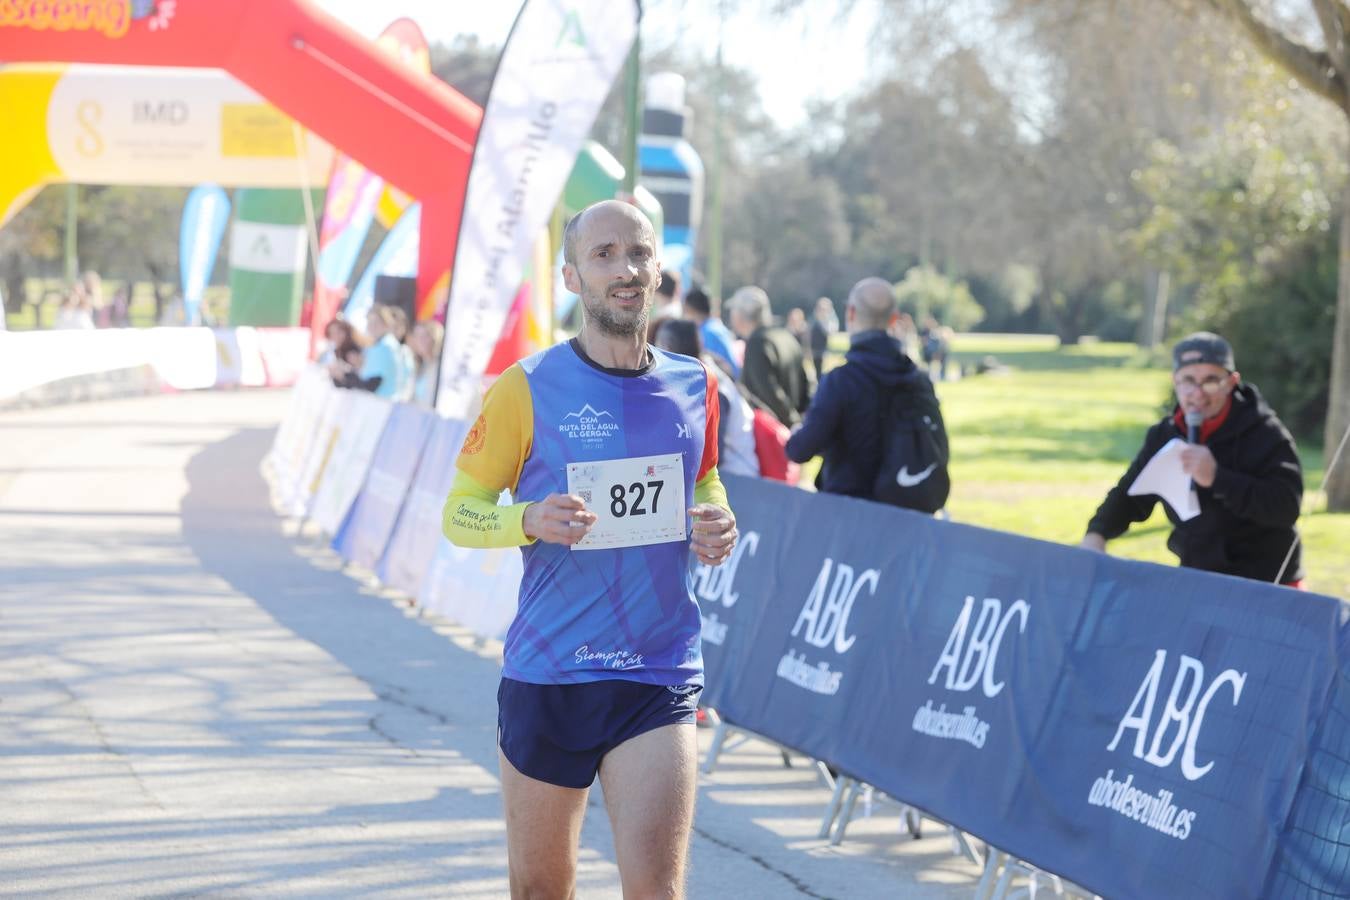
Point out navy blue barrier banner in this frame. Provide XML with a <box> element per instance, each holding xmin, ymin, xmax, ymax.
<box><xmin>376</xmin><ymin>416</ymin><xmax>468</xmax><ymax>596</ymax></box>
<box><xmin>700</xmin><ymin>475</ymin><xmax>1348</xmax><ymax>900</ymax></box>
<box><xmin>332</xmin><ymin>403</ymin><xmax>436</xmax><ymax>570</ymax></box>
<box><xmin>1265</xmin><ymin>628</ymin><xmax>1350</xmax><ymax>898</ymax></box>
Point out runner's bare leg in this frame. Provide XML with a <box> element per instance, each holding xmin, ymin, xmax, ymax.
<box><xmin>499</xmin><ymin>749</ymin><xmax>589</xmax><ymax>900</ymax></box>
<box><xmin>598</xmin><ymin>723</ymin><xmax>699</xmax><ymax>899</ymax></box>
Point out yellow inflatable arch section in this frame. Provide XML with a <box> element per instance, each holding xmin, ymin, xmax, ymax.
<box><xmin>0</xmin><ymin>63</ymin><xmax>339</xmax><ymax>224</ymax></box>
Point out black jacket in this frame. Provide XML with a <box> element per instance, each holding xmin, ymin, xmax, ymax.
<box><xmin>785</xmin><ymin>330</ymin><xmax>922</xmax><ymax>498</ymax></box>
<box><xmin>1086</xmin><ymin>382</ymin><xmax>1304</xmax><ymax>584</ymax></box>
<box><xmin>741</xmin><ymin>324</ymin><xmax>814</xmax><ymax>428</ymax></box>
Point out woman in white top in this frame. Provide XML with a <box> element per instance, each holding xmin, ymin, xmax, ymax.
<box><xmin>53</xmin><ymin>289</ymin><xmax>95</xmax><ymax>330</ymax></box>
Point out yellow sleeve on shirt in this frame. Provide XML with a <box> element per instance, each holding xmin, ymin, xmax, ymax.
<box><xmin>442</xmin><ymin>468</ymin><xmax>533</xmax><ymax>548</ymax></box>
<box><xmin>442</xmin><ymin>364</ymin><xmax>536</xmax><ymax>549</ymax></box>
<box><xmin>695</xmin><ymin>466</ymin><xmax>730</xmax><ymax>513</ymax></box>
<box><xmin>455</xmin><ymin>364</ymin><xmax>533</xmax><ymax>492</ymax></box>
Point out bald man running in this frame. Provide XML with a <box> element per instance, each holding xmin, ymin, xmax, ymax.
<box><xmin>786</xmin><ymin>276</ymin><xmax>934</xmax><ymax>501</ymax></box>
<box><xmin>443</xmin><ymin>200</ymin><xmax>737</xmax><ymax>899</ymax></box>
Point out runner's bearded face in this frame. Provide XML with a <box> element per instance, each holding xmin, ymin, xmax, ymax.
<box><xmin>569</xmin><ymin>208</ymin><xmax>660</xmax><ymax>338</ymax></box>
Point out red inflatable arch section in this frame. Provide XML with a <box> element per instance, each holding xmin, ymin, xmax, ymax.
<box><xmin>0</xmin><ymin>0</ymin><xmax>480</xmax><ymax>320</ymax></box>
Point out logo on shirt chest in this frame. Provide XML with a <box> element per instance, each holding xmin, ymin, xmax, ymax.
<box><xmin>559</xmin><ymin>403</ymin><xmax>620</xmax><ymax>448</ymax></box>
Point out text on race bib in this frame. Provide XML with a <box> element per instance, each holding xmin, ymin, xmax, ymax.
<box><xmin>567</xmin><ymin>453</ymin><xmax>686</xmax><ymax>550</ymax></box>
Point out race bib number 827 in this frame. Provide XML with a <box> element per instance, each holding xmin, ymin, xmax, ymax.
<box><xmin>566</xmin><ymin>453</ymin><xmax>686</xmax><ymax>550</ymax></box>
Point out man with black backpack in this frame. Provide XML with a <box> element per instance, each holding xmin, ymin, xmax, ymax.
<box><xmin>785</xmin><ymin>277</ymin><xmax>950</xmax><ymax>512</ymax></box>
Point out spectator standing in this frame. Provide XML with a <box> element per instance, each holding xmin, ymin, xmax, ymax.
<box><xmin>346</xmin><ymin>304</ymin><xmax>411</xmax><ymax>399</ymax></box>
<box><xmin>54</xmin><ymin>288</ymin><xmax>94</xmax><ymax>330</ymax></box>
<box><xmin>1080</xmin><ymin>332</ymin><xmax>1305</xmax><ymax>586</ymax></box>
<box><xmin>109</xmin><ymin>286</ymin><xmax>131</xmax><ymax>327</ymax></box>
<box><xmin>893</xmin><ymin>311</ymin><xmax>919</xmax><ymax>360</ymax></box>
<box><xmin>683</xmin><ymin>284</ymin><xmax>740</xmax><ymax>378</ymax></box>
<box><xmin>652</xmin><ymin>269</ymin><xmax>682</xmax><ymax>327</ymax></box>
<box><xmin>786</xmin><ymin>307</ymin><xmax>810</xmax><ymax>355</ymax></box>
<box><xmin>786</xmin><ymin>277</ymin><xmax>931</xmax><ymax>499</ymax></box>
<box><xmin>808</xmin><ymin>296</ymin><xmax>838</xmax><ymax>377</ymax></box>
<box><xmin>919</xmin><ymin>316</ymin><xmax>953</xmax><ymax>380</ymax></box>
<box><xmin>317</xmin><ymin>318</ymin><xmax>358</xmax><ymax>366</ymax></box>
<box><xmin>409</xmin><ymin>319</ymin><xmax>445</xmax><ymax>408</ymax></box>
<box><xmin>727</xmin><ymin>285</ymin><xmax>813</xmax><ymax>428</ymax></box>
<box><xmin>80</xmin><ymin>271</ymin><xmax>109</xmax><ymax>328</ymax></box>
<box><xmin>654</xmin><ymin>318</ymin><xmax>760</xmax><ymax>478</ymax></box>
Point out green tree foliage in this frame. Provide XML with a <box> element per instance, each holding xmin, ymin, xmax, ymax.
<box><xmin>429</xmin><ymin>35</ymin><xmax>499</xmax><ymax>106</ymax></box>
<box><xmin>1</xmin><ymin>184</ymin><xmax>190</xmax><ymax>321</ymax></box>
<box><xmin>0</xmin><ymin>187</ymin><xmax>63</xmax><ymax>316</ymax></box>
<box><xmin>721</xmin><ymin>156</ymin><xmax>849</xmax><ymax>310</ymax></box>
<box><xmin>1217</xmin><ymin>234</ymin><xmax>1337</xmax><ymax>437</ymax></box>
<box><xmin>1132</xmin><ymin>80</ymin><xmax>1344</xmax><ymax>435</ymax></box>
<box><xmin>893</xmin><ymin>265</ymin><xmax>986</xmax><ymax>332</ymax></box>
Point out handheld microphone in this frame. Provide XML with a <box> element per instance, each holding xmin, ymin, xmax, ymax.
<box><xmin>1184</xmin><ymin>409</ymin><xmax>1204</xmax><ymax>497</ymax></box>
<box><xmin>1184</xmin><ymin>409</ymin><xmax>1204</xmax><ymax>444</ymax></box>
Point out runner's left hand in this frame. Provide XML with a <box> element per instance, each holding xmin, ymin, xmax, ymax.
<box><xmin>689</xmin><ymin>504</ymin><xmax>737</xmax><ymax>566</ymax></box>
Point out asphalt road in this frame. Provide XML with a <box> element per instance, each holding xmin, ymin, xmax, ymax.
<box><xmin>0</xmin><ymin>390</ymin><xmax>983</xmax><ymax>898</ymax></box>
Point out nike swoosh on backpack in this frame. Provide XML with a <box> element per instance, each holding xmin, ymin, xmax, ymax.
<box><xmin>896</xmin><ymin>463</ymin><xmax>938</xmax><ymax>487</ymax></box>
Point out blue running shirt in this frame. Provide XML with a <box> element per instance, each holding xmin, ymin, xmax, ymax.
<box><xmin>453</xmin><ymin>340</ymin><xmax>721</xmax><ymax>687</ymax></box>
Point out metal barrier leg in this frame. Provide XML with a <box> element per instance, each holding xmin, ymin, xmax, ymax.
<box><xmin>900</xmin><ymin>804</ymin><xmax>922</xmax><ymax>839</ymax></box>
<box><xmin>818</xmin><ymin>775</ymin><xmax>851</xmax><ymax>838</ymax></box>
<box><xmin>949</xmin><ymin>826</ymin><xmax>980</xmax><ymax>864</ymax></box>
<box><xmin>975</xmin><ymin>849</ymin><xmax>1007</xmax><ymax>900</ymax></box>
<box><xmin>700</xmin><ymin>719</ymin><xmax>731</xmax><ymax>775</ymax></box>
<box><xmin>814</xmin><ymin>759</ymin><xmax>836</xmax><ymax>790</ymax></box>
<box><xmin>830</xmin><ymin>778</ymin><xmax>865</xmax><ymax>845</ymax></box>
<box><xmin>991</xmin><ymin>854</ymin><xmax>1018</xmax><ymax>900</ymax></box>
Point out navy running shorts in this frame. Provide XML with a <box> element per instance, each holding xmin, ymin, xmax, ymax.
<box><xmin>497</xmin><ymin>677</ymin><xmax>702</xmax><ymax>789</ymax></box>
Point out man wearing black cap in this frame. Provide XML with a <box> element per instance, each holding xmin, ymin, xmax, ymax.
<box><xmin>1080</xmin><ymin>332</ymin><xmax>1305</xmax><ymax>586</ymax></box>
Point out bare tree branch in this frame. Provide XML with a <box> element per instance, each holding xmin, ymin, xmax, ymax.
<box><xmin>1336</xmin><ymin>0</ymin><xmax>1350</xmax><ymax>46</ymax></box>
<box><xmin>1310</xmin><ymin>0</ymin><xmax>1347</xmax><ymax>77</ymax></box>
<box><xmin>1207</xmin><ymin>0</ymin><xmax>1349</xmax><ymax>110</ymax></box>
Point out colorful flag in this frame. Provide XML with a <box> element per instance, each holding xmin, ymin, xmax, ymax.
<box><xmin>308</xmin><ymin>17</ymin><xmax>430</xmax><ymax>348</ymax></box>
<box><xmin>436</xmin><ymin>0</ymin><xmax>641</xmax><ymax>417</ymax></box>
<box><xmin>345</xmin><ymin>202</ymin><xmax>422</xmax><ymax>325</ymax></box>
<box><xmin>178</xmin><ymin>183</ymin><xmax>230</xmax><ymax>325</ymax></box>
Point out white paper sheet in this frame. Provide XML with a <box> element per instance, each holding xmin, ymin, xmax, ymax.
<box><xmin>1127</xmin><ymin>437</ymin><xmax>1200</xmax><ymax>521</ymax></box>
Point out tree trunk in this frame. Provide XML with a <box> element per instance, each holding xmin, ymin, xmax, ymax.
<box><xmin>1325</xmin><ymin>178</ymin><xmax>1350</xmax><ymax>510</ymax></box>
<box><xmin>1150</xmin><ymin>270</ymin><xmax>1170</xmax><ymax>349</ymax></box>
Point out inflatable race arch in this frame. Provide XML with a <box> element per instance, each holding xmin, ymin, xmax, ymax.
<box><xmin>0</xmin><ymin>0</ymin><xmax>480</xmax><ymax>320</ymax></box>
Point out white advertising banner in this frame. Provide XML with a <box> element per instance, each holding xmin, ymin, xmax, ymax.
<box><xmin>308</xmin><ymin>392</ymin><xmax>395</xmax><ymax>534</ymax></box>
<box><xmin>0</xmin><ymin>329</ymin><xmax>150</xmax><ymax>399</ymax></box>
<box><xmin>419</xmin><ymin>538</ymin><xmax>522</xmax><ymax>642</ymax></box>
<box><xmin>285</xmin><ymin>387</ymin><xmax>352</xmax><ymax>518</ymax></box>
<box><xmin>45</xmin><ymin>65</ymin><xmax>333</xmax><ymax>188</ymax></box>
<box><xmin>264</xmin><ymin>365</ymin><xmax>333</xmax><ymax>500</ymax></box>
<box><xmin>436</xmin><ymin>0</ymin><xmax>640</xmax><ymax>417</ymax></box>
<box><xmin>144</xmin><ymin>326</ymin><xmax>218</xmax><ymax>390</ymax></box>
<box><xmin>0</xmin><ymin>327</ymin><xmax>309</xmax><ymax>402</ymax></box>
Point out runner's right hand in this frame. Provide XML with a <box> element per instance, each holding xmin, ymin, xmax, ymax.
<box><xmin>523</xmin><ymin>493</ymin><xmax>597</xmax><ymax>546</ymax></box>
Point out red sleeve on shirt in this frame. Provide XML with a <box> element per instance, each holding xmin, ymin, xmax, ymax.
<box><xmin>698</xmin><ymin>362</ymin><xmax>720</xmax><ymax>480</ymax></box>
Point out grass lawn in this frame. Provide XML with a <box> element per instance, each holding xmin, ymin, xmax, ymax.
<box><xmin>7</xmin><ymin>278</ymin><xmax>233</xmax><ymax>328</ymax></box>
<box><xmin>818</xmin><ymin>333</ymin><xmax>1348</xmax><ymax>600</ymax></box>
